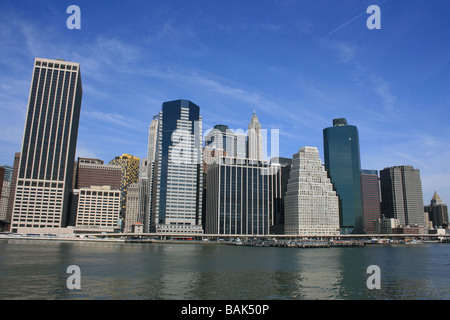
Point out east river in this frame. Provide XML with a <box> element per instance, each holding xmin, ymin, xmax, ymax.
<box><xmin>0</xmin><ymin>238</ymin><xmax>449</xmax><ymax>300</ymax></box>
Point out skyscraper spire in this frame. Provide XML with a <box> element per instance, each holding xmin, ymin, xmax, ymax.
<box><xmin>247</xmin><ymin>110</ymin><xmax>263</xmax><ymax>160</ymax></box>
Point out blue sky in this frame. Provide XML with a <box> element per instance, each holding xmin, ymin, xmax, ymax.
<box><xmin>1</xmin><ymin>0</ymin><xmax>449</xmax><ymax>204</ymax></box>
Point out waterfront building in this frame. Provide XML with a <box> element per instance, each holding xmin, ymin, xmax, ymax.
<box><xmin>380</xmin><ymin>165</ymin><xmax>426</xmax><ymax>228</ymax></box>
<box><xmin>74</xmin><ymin>186</ymin><xmax>120</xmax><ymax>233</ymax></box>
<box><xmin>75</xmin><ymin>157</ymin><xmax>121</xmax><ymax>190</ymax></box>
<box><xmin>361</xmin><ymin>169</ymin><xmax>381</xmax><ymax>234</ymax></box>
<box><xmin>132</xmin><ymin>222</ymin><xmax>144</xmax><ymax>233</ymax></box>
<box><xmin>11</xmin><ymin>58</ymin><xmax>82</xmax><ymax>234</ymax></box>
<box><xmin>247</xmin><ymin>110</ymin><xmax>263</xmax><ymax>160</ymax></box>
<box><xmin>109</xmin><ymin>154</ymin><xmax>140</xmax><ymax>216</ymax></box>
<box><xmin>424</xmin><ymin>191</ymin><xmax>448</xmax><ymax>229</ymax></box>
<box><xmin>150</xmin><ymin>99</ymin><xmax>204</xmax><ymax>234</ymax></box>
<box><xmin>204</xmin><ymin>157</ymin><xmax>281</xmax><ymax>235</ymax></box>
<box><xmin>284</xmin><ymin>147</ymin><xmax>340</xmax><ymax>236</ymax></box>
<box><xmin>323</xmin><ymin>118</ymin><xmax>364</xmax><ymax>234</ymax></box>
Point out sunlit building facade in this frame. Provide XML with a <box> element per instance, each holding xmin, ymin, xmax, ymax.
<box><xmin>11</xmin><ymin>58</ymin><xmax>82</xmax><ymax>234</ymax></box>
<box><xmin>284</xmin><ymin>147</ymin><xmax>340</xmax><ymax>236</ymax></box>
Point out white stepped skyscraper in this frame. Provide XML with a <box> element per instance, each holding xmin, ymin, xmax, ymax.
<box><xmin>284</xmin><ymin>147</ymin><xmax>340</xmax><ymax>236</ymax></box>
<box><xmin>247</xmin><ymin>110</ymin><xmax>263</xmax><ymax>160</ymax></box>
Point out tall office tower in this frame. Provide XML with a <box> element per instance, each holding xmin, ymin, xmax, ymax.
<box><xmin>284</xmin><ymin>147</ymin><xmax>340</xmax><ymax>236</ymax></box>
<box><xmin>205</xmin><ymin>157</ymin><xmax>281</xmax><ymax>235</ymax></box>
<box><xmin>75</xmin><ymin>157</ymin><xmax>121</xmax><ymax>190</ymax></box>
<box><xmin>247</xmin><ymin>110</ymin><xmax>263</xmax><ymax>160</ymax></box>
<box><xmin>424</xmin><ymin>192</ymin><xmax>448</xmax><ymax>229</ymax></box>
<box><xmin>109</xmin><ymin>154</ymin><xmax>140</xmax><ymax>216</ymax></box>
<box><xmin>145</xmin><ymin>116</ymin><xmax>160</xmax><ymax>232</ymax></box>
<box><xmin>205</xmin><ymin>124</ymin><xmax>247</xmax><ymax>159</ymax></box>
<box><xmin>323</xmin><ymin>118</ymin><xmax>364</xmax><ymax>234</ymax></box>
<box><xmin>11</xmin><ymin>58</ymin><xmax>82</xmax><ymax>234</ymax></box>
<box><xmin>150</xmin><ymin>99</ymin><xmax>204</xmax><ymax>234</ymax></box>
<box><xmin>361</xmin><ymin>169</ymin><xmax>381</xmax><ymax>234</ymax></box>
<box><xmin>6</xmin><ymin>153</ymin><xmax>20</xmax><ymax>229</ymax></box>
<box><xmin>270</xmin><ymin>157</ymin><xmax>292</xmax><ymax>234</ymax></box>
<box><xmin>380</xmin><ymin>165</ymin><xmax>426</xmax><ymax>228</ymax></box>
<box><xmin>147</xmin><ymin>115</ymin><xmax>160</xmax><ymax>164</ymax></box>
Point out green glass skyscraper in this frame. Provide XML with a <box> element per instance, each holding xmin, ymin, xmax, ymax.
<box><xmin>323</xmin><ymin>118</ymin><xmax>364</xmax><ymax>234</ymax></box>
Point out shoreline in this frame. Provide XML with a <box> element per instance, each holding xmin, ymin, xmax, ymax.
<box><xmin>1</xmin><ymin>235</ymin><xmax>447</xmax><ymax>247</ymax></box>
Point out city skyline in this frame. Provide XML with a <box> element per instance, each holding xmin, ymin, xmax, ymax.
<box><xmin>1</xmin><ymin>1</ymin><xmax>450</xmax><ymax>204</ymax></box>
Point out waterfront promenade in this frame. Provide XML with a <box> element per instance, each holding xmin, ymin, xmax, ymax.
<box><xmin>1</xmin><ymin>231</ymin><xmax>449</xmax><ymax>246</ymax></box>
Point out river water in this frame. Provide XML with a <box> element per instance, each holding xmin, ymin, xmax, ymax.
<box><xmin>0</xmin><ymin>239</ymin><xmax>449</xmax><ymax>300</ymax></box>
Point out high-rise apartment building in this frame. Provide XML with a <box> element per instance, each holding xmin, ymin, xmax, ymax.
<box><xmin>284</xmin><ymin>147</ymin><xmax>340</xmax><ymax>236</ymax></box>
<box><xmin>424</xmin><ymin>192</ymin><xmax>448</xmax><ymax>229</ymax></box>
<box><xmin>11</xmin><ymin>58</ymin><xmax>82</xmax><ymax>234</ymax></box>
<box><xmin>361</xmin><ymin>169</ymin><xmax>381</xmax><ymax>234</ymax></box>
<box><xmin>109</xmin><ymin>154</ymin><xmax>140</xmax><ymax>215</ymax></box>
<box><xmin>150</xmin><ymin>99</ymin><xmax>204</xmax><ymax>234</ymax></box>
<box><xmin>205</xmin><ymin>157</ymin><xmax>281</xmax><ymax>235</ymax></box>
<box><xmin>380</xmin><ymin>165</ymin><xmax>426</xmax><ymax>228</ymax></box>
<box><xmin>323</xmin><ymin>118</ymin><xmax>364</xmax><ymax>234</ymax></box>
<box><xmin>247</xmin><ymin>110</ymin><xmax>263</xmax><ymax>160</ymax></box>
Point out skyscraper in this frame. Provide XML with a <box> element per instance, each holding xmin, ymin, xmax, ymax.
<box><xmin>109</xmin><ymin>154</ymin><xmax>140</xmax><ymax>216</ymax></box>
<box><xmin>205</xmin><ymin>124</ymin><xmax>246</xmax><ymax>159</ymax></box>
<box><xmin>11</xmin><ymin>58</ymin><xmax>82</xmax><ymax>234</ymax></box>
<box><xmin>380</xmin><ymin>165</ymin><xmax>426</xmax><ymax>228</ymax></box>
<box><xmin>284</xmin><ymin>147</ymin><xmax>340</xmax><ymax>236</ymax></box>
<box><xmin>247</xmin><ymin>110</ymin><xmax>263</xmax><ymax>160</ymax></box>
<box><xmin>323</xmin><ymin>118</ymin><xmax>364</xmax><ymax>234</ymax></box>
<box><xmin>147</xmin><ymin>115</ymin><xmax>160</xmax><ymax>164</ymax></box>
<box><xmin>205</xmin><ymin>157</ymin><xmax>281</xmax><ymax>235</ymax></box>
<box><xmin>361</xmin><ymin>169</ymin><xmax>381</xmax><ymax>234</ymax></box>
<box><xmin>424</xmin><ymin>192</ymin><xmax>448</xmax><ymax>229</ymax></box>
<box><xmin>150</xmin><ymin>99</ymin><xmax>204</xmax><ymax>234</ymax></box>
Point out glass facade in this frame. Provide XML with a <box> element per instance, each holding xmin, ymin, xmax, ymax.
<box><xmin>323</xmin><ymin>119</ymin><xmax>364</xmax><ymax>234</ymax></box>
<box><xmin>151</xmin><ymin>100</ymin><xmax>204</xmax><ymax>234</ymax></box>
<box><xmin>205</xmin><ymin>157</ymin><xmax>280</xmax><ymax>235</ymax></box>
